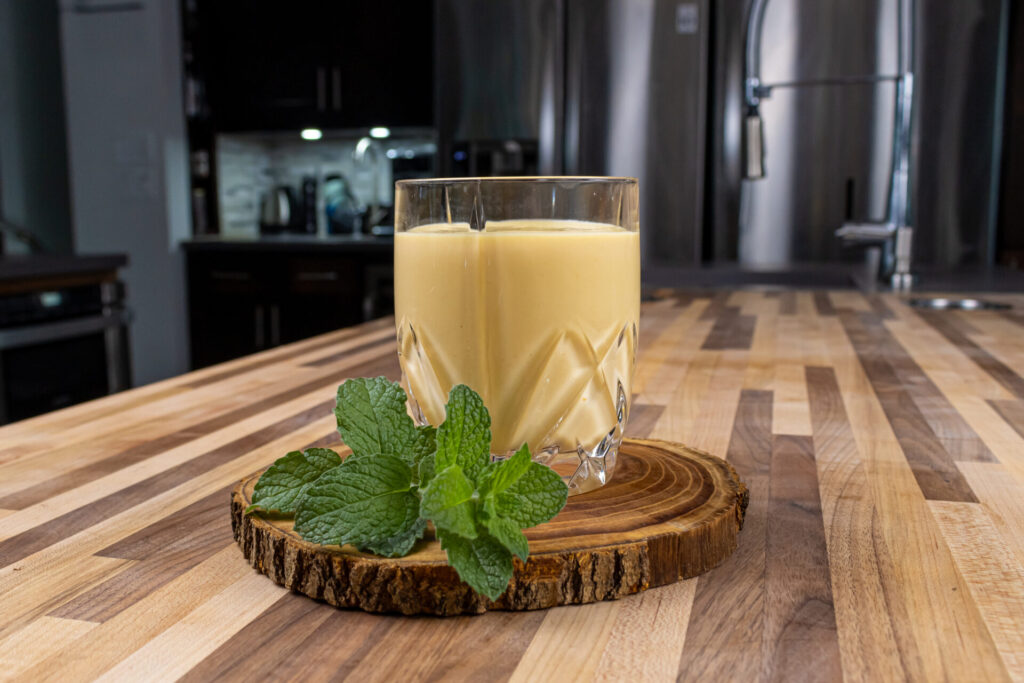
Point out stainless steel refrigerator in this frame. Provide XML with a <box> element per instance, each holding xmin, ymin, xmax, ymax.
<box><xmin>437</xmin><ymin>0</ymin><xmax>710</xmax><ymax>268</ymax></box>
<box><xmin>436</xmin><ymin>0</ymin><xmax>1008</xmax><ymax>271</ymax></box>
<box><xmin>712</xmin><ymin>0</ymin><xmax>1008</xmax><ymax>269</ymax></box>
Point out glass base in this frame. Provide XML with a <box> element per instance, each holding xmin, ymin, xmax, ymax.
<box><xmin>399</xmin><ymin>320</ymin><xmax>633</xmax><ymax>496</ymax></box>
<box><xmin>529</xmin><ymin>433</ymin><xmax>623</xmax><ymax>496</ymax></box>
<box><xmin>413</xmin><ymin>380</ymin><xmax>628</xmax><ymax>497</ymax></box>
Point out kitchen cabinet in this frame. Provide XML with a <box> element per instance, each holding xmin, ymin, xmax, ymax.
<box><xmin>278</xmin><ymin>256</ymin><xmax>363</xmax><ymax>344</ymax></box>
<box><xmin>196</xmin><ymin>1</ymin><xmax>434</xmax><ymax>132</ymax></box>
<box><xmin>184</xmin><ymin>240</ymin><xmax>392</xmax><ymax>369</ymax></box>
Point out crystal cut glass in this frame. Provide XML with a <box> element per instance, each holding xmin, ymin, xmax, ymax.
<box><xmin>394</xmin><ymin>177</ymin><xmax>640</xmax><ymax>494</ymax></box>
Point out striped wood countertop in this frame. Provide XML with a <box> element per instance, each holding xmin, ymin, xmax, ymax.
<box><xmin>1</xmin><ymin>290</ymin><xmax>1024</xmax><ymax>681</ymax></box>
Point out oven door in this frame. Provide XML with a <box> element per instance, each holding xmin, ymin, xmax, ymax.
<box><xmin>0</xmin><ymin>311</ymin><xmax>131</xmax><ymax>424</ymax></box>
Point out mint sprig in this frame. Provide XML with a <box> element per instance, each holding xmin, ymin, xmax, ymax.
<box><xmin>245</xmin><ymin>377</ymin><xmax>570</xmax><ymax>601</ymax></box>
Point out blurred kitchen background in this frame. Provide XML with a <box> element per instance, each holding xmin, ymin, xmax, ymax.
<box><xmin>0</xmin><ymin>0</ymin><xmax>1021</xmax><ymax>422</ymax></box>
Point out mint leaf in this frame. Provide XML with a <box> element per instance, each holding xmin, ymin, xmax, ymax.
<box><xmin>294</xmin><ymin>454</ymin><xmax>421</xmax><ymax>553</ymax></box>
<box><xmin>478</xmin><ymin>443</ymin><xmax>532</xmax><ymax>499</ymax></box>
<box><xmin>247</xmin><ymin>448</ymin><xmax>342</xmax><ymax>515</ymax></box>
<box><xmin>483</xmin><ymin>515</ymin><xmax>529</xmax><ymax>562</ymax></box>
<box><xmin>437</xmin><ymin>529</ymin><xmax>513</xmax><ymax>601</ymax></box>
<box><xmin>491</xmin><ymin>461</ymin><xmax>568</xmax><ymax>528</ymax></box>
<box><xmin>408</xmin><ymin>425</ymin><xmax>437</xmax><ymax>465</ymax></box>
<box><xmin>436</xmin><ymin>385</ymin><xmax>491</xmax><ymax>482</ymax></box>
<box><xmin>418</xmin><ymin>453</ymin><xmax>437</xmax><ymax>488</ymax></box>
<box><xmin>420</xmin><ymin>465</ymin><xmax>477</xmax><ymax>539</ymax></box>
<box><xmin>335</xmin><ymin>377</ymin><xmax>424</xmax><ymax>464</ymax></box>
<box><xmin>408</xmin><ymin>425</ymin><xmax>438</xmax><ymax>485</ymax></box>
<box><xmin>477</xmin><ymin>444</ymin><xmax>547</xmax><ymax>559</ymax></box>
<box><xmin>363</xmin><ymin>518</ymin><xmax>427</xmax><ymax>557</ymax></box>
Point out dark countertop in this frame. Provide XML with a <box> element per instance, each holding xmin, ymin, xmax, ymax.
<box><xmin>181</xmin><ymin>237</ymin><xmax>1024</xmax><ymax>293</ymax></box>
<box><xmin>910</xmin><ymin>265</ymin><xmax>1024</xmax><ymax>292</ymax></box>
<box><xmin>182</xmin><ymin>234</ymin><xmax>393</xmax><ymax>254</ymax></box>
<box><xmin>643</xmin><ymin>262</ymin><xmax>858</xmax><ymax>289</ymax></box>
<box><xmin>644</xmin><ymin>262</ymin><xmax>1024</xmax><ymax>292</ymax></box>
<box><xmin>0</xmin><ymin>253</ymin><xmax>128</xmax><ymax>282</ymax></box>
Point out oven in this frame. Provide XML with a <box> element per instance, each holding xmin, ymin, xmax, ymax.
<box><xmin>0</xmin><ymin>280</ymin><xmax>131</xmax><ymax>424</ymax></box>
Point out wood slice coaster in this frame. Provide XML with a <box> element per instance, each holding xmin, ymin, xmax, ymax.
<box><xmin>231</xmin><ymin>438</ymin><xmax>748</xmax><ymax>616</ymax></box>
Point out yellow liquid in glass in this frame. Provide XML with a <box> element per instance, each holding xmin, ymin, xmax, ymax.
<box><xmin>395</xmin><ymin>220</ymin><xmax>640</xmax><ymax>457</ymax></box>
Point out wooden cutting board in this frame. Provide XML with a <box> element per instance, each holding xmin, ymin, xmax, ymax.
<box><xmin>231</xmin><ymin>438</ymin><xmax>748</xmax><ymax>616</ymax></box>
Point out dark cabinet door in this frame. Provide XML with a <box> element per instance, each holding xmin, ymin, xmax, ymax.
<box><xmin>332</xmin><ymin>3</ymin><xmax>435</xmax><ymax>127</ymax></box>
<box><xmin>198</xmin><ymin>1</ymin><xmax>434</xmax><ymax>132</ymax></box>
<box><xmin>186</xmin><ymin>253</ymin><xmax>279</xmax><ymax>368</ymax></box>
<box><xmin>186</xmin><ymin>249</ymin><xmax>393</xmax><ymax>370</ymax></box>
<box><xmin>190</xmin><ymin>295</ymin><xmax>267</xmax><ymax>368</ymax></box>
<box><xmin>277</xmin><ymin>256</ymin><xmax>364</xmax><ymax>344</ymax></box>
<box><xmin>201</xmin><ymin>3</ymin><xmax>332</xmax><ymax>131</ymax></box>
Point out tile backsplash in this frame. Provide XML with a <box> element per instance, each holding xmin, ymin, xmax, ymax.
<box><xmin>215</xmin><ymin>134</ymin><xmax>394</xmax><ymax>237</ymax></box>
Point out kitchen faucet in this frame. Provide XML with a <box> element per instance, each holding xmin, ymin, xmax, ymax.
<box><xmin>352</xmin><ymin>136</ymin><xmax>388</xmax><ymax>233</ymax></box>
<box><xmin>743</xmin><ymin>0</ymin><xmax>915</xmax><ymax>291</ymax></box>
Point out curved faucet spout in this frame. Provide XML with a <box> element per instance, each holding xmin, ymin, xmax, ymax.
<box><xmin>744</xmin><ymin>0</ymin><xmax>771</xmax><ymax>110</ymax></box>
<box><xmin>741</xmin><ymin>0</ymin><xmax>917</xmax><ymax>288</ymax></box>
<box><xmin>352</xmin><ymin>136</ymin><xmax>386</xmax><ymax>231</ymax></box>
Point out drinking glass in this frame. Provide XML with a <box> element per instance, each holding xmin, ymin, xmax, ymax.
<box><xmin>394</xmin><ymin>177</ymin><xmax>640</xmax><ymax>494</ymax></box>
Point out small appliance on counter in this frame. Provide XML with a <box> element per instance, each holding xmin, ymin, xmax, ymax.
<box><xmin>300</xmin><ymin>176</ymin><xmax>318</xmax><ymax>235</ymax></box>
<box><xmin>212</xmin><ymin>132</ymin><xmax>436</xmax><ymax>238</ymax></box>
<box><xmin>258</xmin><ymin>185</ymin><xmax>298</xmax><ymax>234</ymax></box>
<box><xmin>323</xmin><ymin>174</ymin><xmax>364</xmax><ymax>235</ymax></box>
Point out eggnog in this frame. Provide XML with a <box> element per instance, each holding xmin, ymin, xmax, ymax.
<box><xmin>395</xmin><ymin>220</ymin><xmax>640</xmax><ymax>464</ymax></box>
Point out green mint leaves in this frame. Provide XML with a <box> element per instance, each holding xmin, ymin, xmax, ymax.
<box><xmin>294</xmin><ymin>454</ymin><xmax>423</xmax><ymax>557</ymax></box>
<box><xmin>246</xmin><ymin>447</ymin><xmax>342</xmax><ymax>515</ymax></box>
<box><xmin>485</xmin><ymin>454</ymin><xmax>568</xmax><ymax>529</ymax></box>
<box><xmin>436</xmin><ymin>529</ymin><xmax>516</xmax><ymax>601</ymax></box>
<box><xmin>246</xmin><ymin>377</ymin><xmax>569</xmax><ymax>601</ymax></box>
<box><xmin>435</xmin><ymin>385</ymin><xmax>492</xmax><ymax>482</ymax></box>
<box><xmin>419</xmin><ymin>465</ymin><xmax>477</xmax><ymax>539</ymax></box>
<box><xmin>334</xmin><ymin>377</ymin><xmax>435</xmax><ymax>468</ymax></box>
<box><xmin>418</xmin><ymin>385</ymin><xmax>567</xmax><ymax>599</ymax></box>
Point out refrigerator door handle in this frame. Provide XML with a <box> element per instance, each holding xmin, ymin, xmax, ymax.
<box><xmin>537</xmin><ymin>0</ymin><xmax>566</xmax><ymax>175</ymax></box>
<box><xmin>254</xmin><ymin>305</ymin><xmax>265</xmax><ymax>349</ymax></box>
<box><xmin>563</xmin><ymin>0</ymin><xmax>583</xmax><ymax>174</ymax></box>
<box><xmin>269</xmin><ymin>304</ymin><xmax>281</xmax><ymax>346</ymax></box>
<box><xmin>316</xmin><ymin>67</ymin><xmax>327</xmax><ymax>111</ymax></box>
<box><xmin>332</xmin><ymin>67</ymin><xmax>342</xmax><ymax>110</ymax></box>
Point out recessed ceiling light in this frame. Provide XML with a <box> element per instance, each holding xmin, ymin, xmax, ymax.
<box><xmin>369</xmin><ymin>127</ymin><xmax>390</xmax><ymax>139</ymax></box>
<box><xmin>300</xmin><ymin>128</ymin><xmax>323</xmax><ymax>141</ymax></box>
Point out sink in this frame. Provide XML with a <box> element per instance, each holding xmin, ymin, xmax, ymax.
<box><xmin>906</xmin><ymin>297</ymin><xmax>1011</xmax><ymax>311</ymax></box>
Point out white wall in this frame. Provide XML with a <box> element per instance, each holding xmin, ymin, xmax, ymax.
<box><xmin>59</xmin><ymin>0</ymin><xmax>190</xmax><ymax>384</ymax></box>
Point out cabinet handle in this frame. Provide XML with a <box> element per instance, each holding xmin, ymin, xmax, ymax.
<box><xmin>296</xmin><ymin>271</ymin><xmax>338</xmax><ymax>282</ymax></box>
<box><xmin>316</xmin><ymin>67</ymin><xmax>327</xmax><ymax>111</ymax></box>
<box><xmin>332</xmin><ymin>67</ymin><xmax>342</xmax><ymax>110</ymax></box>
<box><xmin>254</xmin><ymin>305</ymin><xmax>265</xmax><ymax>349</ymax></box>
<box><xmin>270</xmin><ymin>304</ymin><xmax>281</xmax><ymax>346</ymax></box>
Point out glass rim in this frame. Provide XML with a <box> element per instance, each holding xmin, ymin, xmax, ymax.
<box><xmin>396</xmin><ymin>176</ymin><xmax>638</xmax><ymax>187</ymax></box>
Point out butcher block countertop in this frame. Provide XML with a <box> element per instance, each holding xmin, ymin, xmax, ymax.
<box><xmin>2</xmin><ymin>289</ymin><xmax>1024</xmax><ymax>681</ymax></box>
